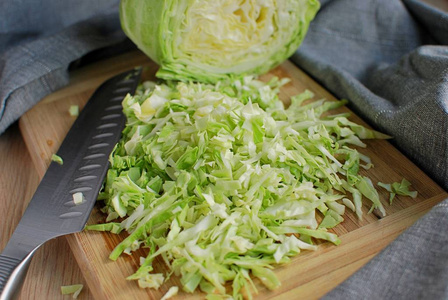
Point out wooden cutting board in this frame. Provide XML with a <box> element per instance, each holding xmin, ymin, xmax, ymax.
<box><xmin>19</xmin><ymin>50</ymin><xmax>447</xmax><ymax>299</ymax></box>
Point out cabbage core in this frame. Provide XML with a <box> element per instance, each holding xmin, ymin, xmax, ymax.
<box><xmin>179</xmin><ymin>0</ymin><xmax>276</xmax><ymax>69</ymax></box>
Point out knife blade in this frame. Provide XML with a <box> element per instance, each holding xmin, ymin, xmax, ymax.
<box><xmin>0</xmin><ymin>67</ymin><xmax>142</xmax><ymax>300</ymax></box>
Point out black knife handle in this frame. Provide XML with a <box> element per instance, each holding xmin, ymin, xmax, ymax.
<box><xmin>0</xmin><ymin>252</ymin><xmax>35</xmax><ymax>300</ymax></box>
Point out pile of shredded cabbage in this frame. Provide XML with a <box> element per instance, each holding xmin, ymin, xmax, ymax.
<box><xmin>87</xmin><ymin>76</ymin><xmax>396</xmax><ymax>299</ymax></box>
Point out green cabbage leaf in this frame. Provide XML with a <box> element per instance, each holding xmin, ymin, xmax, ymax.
<box><xmin>378</xmin><ymin>179</ymin><xmax>418</xmax><ymax>204</ymax></box>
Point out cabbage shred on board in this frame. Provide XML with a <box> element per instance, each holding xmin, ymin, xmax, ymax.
<box><xmin>119</xmin><ymin>0</ymin><xmax>320</xmax><ymax>83</ymax></box>
<box><xmin>90</xmin><ymin>0</ymin><xmax>414</xmax><ymax>298</ymax></box>
<box><xmin>87</xmin><ymin>76</ymin><xmax>395</xmax><ymax>298</ymax></box>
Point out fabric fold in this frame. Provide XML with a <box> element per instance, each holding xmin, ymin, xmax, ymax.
<box><xmin>0</xmin><ymin>1</ymin><xmax>125</xmax><ymax>134</ymax></box>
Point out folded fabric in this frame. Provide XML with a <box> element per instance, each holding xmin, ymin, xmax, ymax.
<box><xmin>0</xmin><ymin>0</ymin><xmax>127</xmax><ymax>135</ymax></box>
<box><xmin>290</xmin><ymin>0</ymin><xmax>448</xmax><ymax>298</ymax></box>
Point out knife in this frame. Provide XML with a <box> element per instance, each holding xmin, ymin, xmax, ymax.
<box><xmin>0</xmin><ymin>67</ymin><xmax>142</xmax><ymax>300</ymax></box>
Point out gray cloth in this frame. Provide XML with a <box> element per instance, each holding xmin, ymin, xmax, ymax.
<box><xmin>0</xmin><ymin>0</ymin><xmax>447</xmax><ymax>299</ymax></box>
<box><xmin>289</xmin><ymin>0</ymin><xmax>448</xmax><ymax>298</ymax></box>
<box><xmin>0</xmin><ymin>0</ymin><xmax>128</xmax><ymax>135</ymax></box>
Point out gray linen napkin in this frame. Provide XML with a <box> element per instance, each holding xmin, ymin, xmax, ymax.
<box><xmin>289</xmin><ymin>0</ymin><xmax>448</xmax><ymax>298</ymax></box>
<box><xmin>0</xmin><ymin>0</ymin><xmax>126</xmax><ymax>135</ymax></box>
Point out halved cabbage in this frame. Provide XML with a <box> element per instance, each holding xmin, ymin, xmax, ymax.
<box><xmin>120</xmin><ymin>0</ymin><xmax>320</xmax><ymax>83</ymax></box>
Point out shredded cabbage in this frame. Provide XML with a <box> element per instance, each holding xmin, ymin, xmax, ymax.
<box><xmin>61</xmin><ymin>284</ymin><xmax>83</xmax><ymax>299</ymax></box>
<box><xmin>378</xmin><ymin>179</ymin><xmax>417</xmax><ymax>204</ymax></box>
<box><xmin>72</xmin><ymin>192</ymin><xmax>84</xmax><ymax>205</ymax></box>
<box><xmin>69</xmin><ymin>105</ymin><xmax>79</xmax><ymax>117</ymax></box>
<box><xmin>51</xmin><ymin>154</ymin><xmax>63</xmax><ymax>165</ymax></box>
<box><xmin>88</xmin><ymin>76</ymin><xmax>399</xmax><ymax>298</ymax></box>
<box><xmin>161</xmin><ymin>286</ymin><xmax>179</xmax><ymax>300</ymax></box>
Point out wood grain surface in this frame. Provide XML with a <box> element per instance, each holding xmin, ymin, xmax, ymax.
<box><xmin>15</xmin><ymin>50</ymin><xmax>447</xmax><ymax>299</ymax></box>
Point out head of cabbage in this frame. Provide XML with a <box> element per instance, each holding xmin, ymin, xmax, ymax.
<box><xmin>120</xmin><ymin>0</ymin><xmax>320</xmax><ymax>83</ymax></box>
